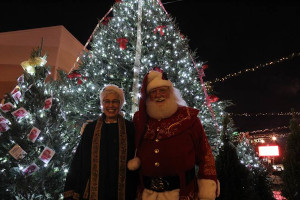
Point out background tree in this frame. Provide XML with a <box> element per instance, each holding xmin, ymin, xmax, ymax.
<box><xmin>0</xmin><ymin>43</ymin><xmax>79</xmax><ymax>199</ymax></box>
<box><xmin>216</xmin><ymin>115</ymin><xmax>257</xmax><ymax>200</ymax></box>
<box><xmin>216</xmin><ymin>115</ymin><xmax>275</xmax><ymax>200</ymax></box>
<box><xmin>282</xmin><ymin>109</ymin><xmax>300</xmax><ymax>200</ymax></box>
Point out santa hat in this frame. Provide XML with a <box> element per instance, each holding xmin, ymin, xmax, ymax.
<box><xmin>128</xmin><ymin>67</ymin><xmax>172</xmax><ymax>171</ymax></box>
<box><xmin>146</xmin><ymin>70</ymin><xmax>172</xmax><ymax>93</ymax></box>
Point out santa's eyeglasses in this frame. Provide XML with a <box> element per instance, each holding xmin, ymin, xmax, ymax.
<box><xmin>149</xmin><ymin>86</ymin><xmax>169</xmax><ymax>97</ymax></box>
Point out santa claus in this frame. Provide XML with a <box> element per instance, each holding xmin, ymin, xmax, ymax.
<box><xmin>128</xmin><ymin>67</ymin><xmax>220</xmax><ymax>200</ymax></box>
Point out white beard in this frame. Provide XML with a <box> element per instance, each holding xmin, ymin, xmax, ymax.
<box><xmin>146</xmin><ymin>94</ymin><xmax>178</xmax><ymax>120</ymax></box>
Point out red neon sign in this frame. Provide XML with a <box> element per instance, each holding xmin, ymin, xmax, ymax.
<box><xmin>258</xmin><ymin>146</ymin><xmax>279</xmax><ymax>157</ymax></box>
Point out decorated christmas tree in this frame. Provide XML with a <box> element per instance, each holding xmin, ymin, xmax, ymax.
<box><xmin>0</xmin><ymin>43</ymin><xmax>80</xmax><ymax>199</ymax></box>
<box><xmin>282</xmin><ymin>109</ymin><xmax>300</xmax><ymax>200</ymax></box>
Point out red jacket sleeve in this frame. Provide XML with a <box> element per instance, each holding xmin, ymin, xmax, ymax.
<box><xmin>191</xmin><ymin>117</ymin><xmax>217</xmax><ymax>182</ymax></box>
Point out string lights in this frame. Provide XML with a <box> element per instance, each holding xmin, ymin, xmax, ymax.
<box><xmin>229</xmin><ymin>111</ymin><xmax>300</xmax><ymax>117</ymax></box>
<box><xmin>206</xmin><ymin>52</ymin><xmax>300</xmax><ymax>85</ymax></box>
<box><xmin>240</xmin><ymin>125</ymin><xmax>289</xmax><ymax>135</ymax></box>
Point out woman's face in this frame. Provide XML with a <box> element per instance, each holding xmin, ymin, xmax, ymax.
<box><xmin>102</xmin><ymin>93</ymin><xmax>121</xmax><ymax>122</ymax></box>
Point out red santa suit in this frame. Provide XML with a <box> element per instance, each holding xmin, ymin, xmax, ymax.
<box><xmin>134</xmin><ymin>106</ymin><xmax>218</xmax><ymax>199</ymax></box>
<box><xmin>130</xmin><ymin>68</ymin><xmax>219</xmax><ymax>200</ymax></box>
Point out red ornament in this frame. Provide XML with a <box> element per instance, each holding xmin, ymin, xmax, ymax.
<box><xmin>77</xmin><ymin>79</ymin><xmax>83</xmax><ymax>85</ymax></box>
<box><xmin>208</xmin><ymin>95</ymin><xmax>219</xmax><ymax>103</ymax></box>
<box><xmin>67</xmin><ymin>71</ymin><xmax>82</xmax><ymax>79</ymax></box>
<box><xmin>102</xmin><ymin>17</ymin><xmax>112</xmax><ymax>25</ymax></box>
<box><xmin>180</xmin><ymin>33</ymin><xmax>185</xmax><ymax>39</ymax></box>
<box><xmin>154</xmin><ymin>25</ymin><xmax>166</xmax><ymax>36</ymax></box>
<box><xmin>115</xmin><ymin>0</ymin><xmax>122</xmax><ymax>2</ymax></box>
<box><xmin>117</xmin><ymin>37</ymin><xmax>128</xmax><ymax>50</ymax></box>
<box><xmin>202</xmin><ymin>64</ymin><xmax>208</xmax><ymax>70</ymax></box>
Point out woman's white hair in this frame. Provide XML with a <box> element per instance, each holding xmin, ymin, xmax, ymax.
<box><xmin>100</xmin><ymin>84</ymin><xmax>125</xmax><ymax>108</ymax></box>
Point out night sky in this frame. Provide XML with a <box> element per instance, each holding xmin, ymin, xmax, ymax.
<box><xmin>1</xmin><ymin>0</ymin><xmax>300</xmax><ymax>135</ymax></box>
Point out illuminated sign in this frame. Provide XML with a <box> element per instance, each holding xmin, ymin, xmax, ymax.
<box><xmin>258</xmin><ymin>146</ymin><xmax>279</xmax><ymax>157</ymax></box>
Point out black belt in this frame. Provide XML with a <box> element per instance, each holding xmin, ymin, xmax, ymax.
<box><xmin>143</xmin><ymin>167</ymin><xmax>195</xmax><ymax>192</ymax></box>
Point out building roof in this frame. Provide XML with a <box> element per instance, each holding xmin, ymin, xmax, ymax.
<box><xmin>0</xmin><ymin>25</ymin><xmax>84</xmax><ymax>98</ymax></box>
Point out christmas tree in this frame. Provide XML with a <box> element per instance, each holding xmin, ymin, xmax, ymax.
<box><xmin>282</xmin><ymin>109</ymin><xmax>300</xmax><ymax>200</ymax></box>
<box><xmin>236</xmin><ymin>135</ymin><xmax>274</xmax><ymax>200</ymax></box>
<box><xmin>0</xmin><ymin>43</ymin><xmax>80</xmax><ymax>199</ymax></box>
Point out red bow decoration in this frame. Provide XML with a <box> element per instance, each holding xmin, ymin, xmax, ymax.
<box><xmin>67</xmin><ymin>71</ymin><xmax>82</xmax><ymax>79</ymax></box>
<box><xmin>117</xmin><ymin>37</ymin><xmax>128</xmax><ymax>50</ymax></box>
<box><xmin>102</xmin><ymin>17</ymin><xmax>112</xmax><ymax>25</ymax></box>
<box><xmin>154</xmin><ymin>25</ymin><xmax>166</xmax><ymax>36</ymax></box>
<box><xmin>77</xmin><ymin>79</ymin><xmax>83</xmax><ymax>85</ymax></box>
<box><xmin>208</xmin><ymin>95</ymin><xmax>219</xmax><ymax>103</ymax></box>
<box><xmin>202</xmin><ymin>64</ymin><xmax>208</xmax><ymax>70</ymax></box>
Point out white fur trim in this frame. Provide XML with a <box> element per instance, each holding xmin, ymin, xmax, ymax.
<box><xmin>197</xmin><ymin>179</ymin><xmax>219</xmax><ymax>200</ymax></box>
<box><xmin>146</xmin><ymin>71</ymin><xmax>172</xmax><ymax>93</ymax></box>
<box><xmin>142</xmin><ymin>188</ymin><xmax>180</xmax><ymax>200</ymax></box>
<box><xmin>127</xmin><ymin>157</ymin><xmax>141</xmax><ymax>171</ymax></box>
